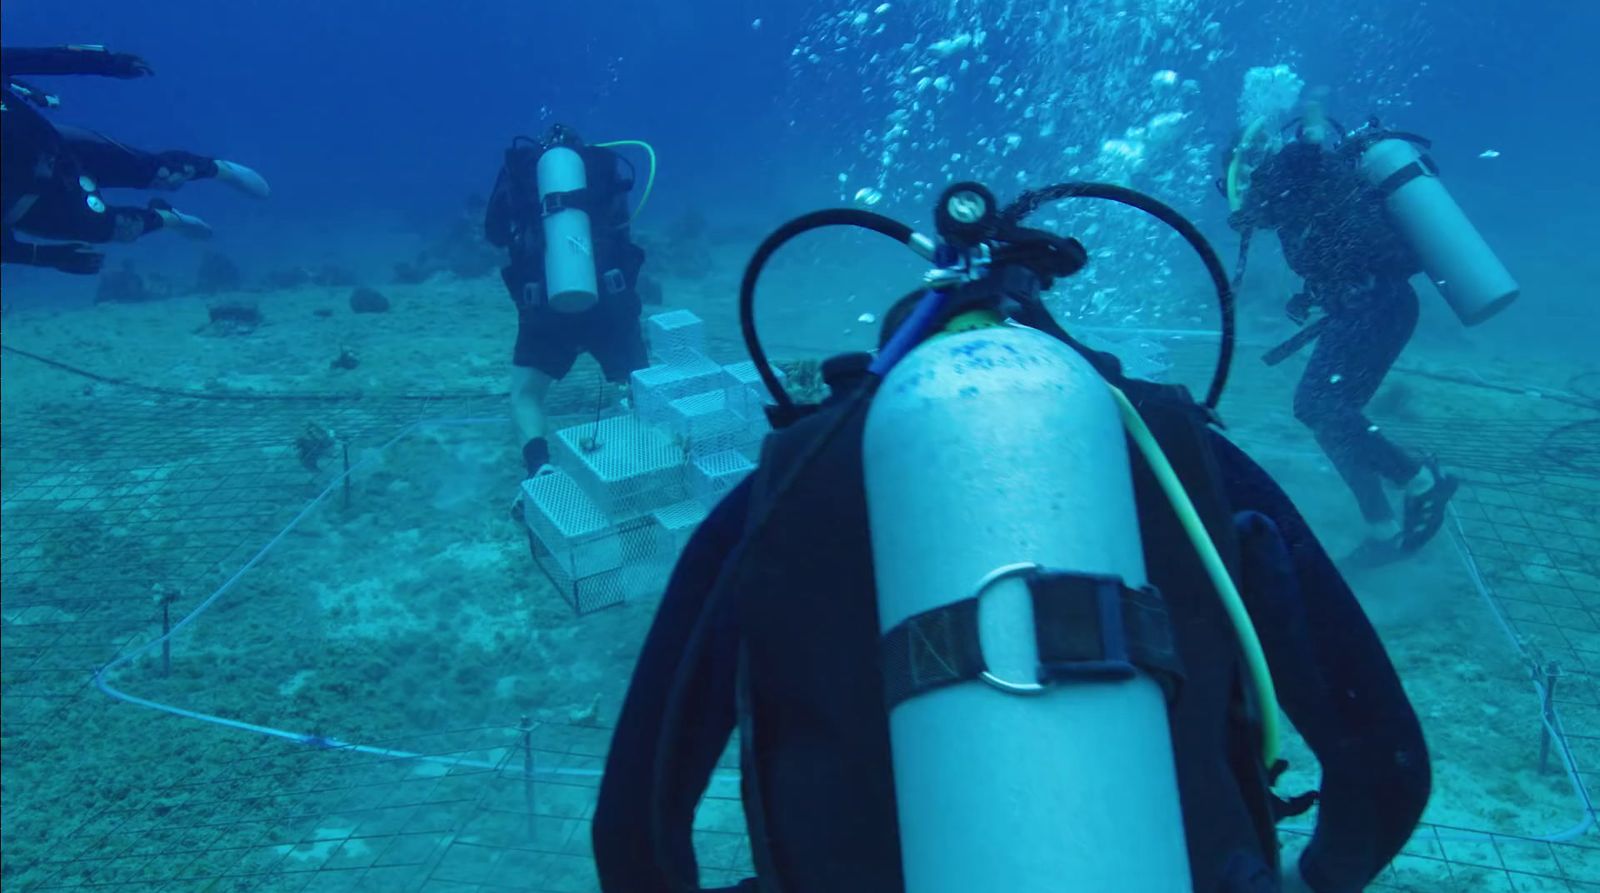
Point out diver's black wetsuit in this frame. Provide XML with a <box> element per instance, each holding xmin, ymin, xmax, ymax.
<box><xmin>56</xmin><ymin>123</ymin><xmax>219</xmax><ymax>191</ymax></box>
<box><xmin>1237</xmin><ymin>141</ymin><xmax>1424</xmax><ymax>524</ymax></box>
<box><xmin>593</xmin><ymin>415</ymin><xmax>1430</xmax><ymax>892</ymax></box>
<box><xmin>483</xmin><ymin>140</ymin><xmax>648</xmax><ymax>383</ymax></box>
<box><xmin>1</xmin><ymin>46</ymin><xmax>216</xmax><ymax>272</ymax></box>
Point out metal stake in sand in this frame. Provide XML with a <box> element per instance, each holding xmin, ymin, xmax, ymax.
<box><xmin>152</xmin><ymin>585</ymin><xmax>176</xmax><ymax>677</ymax></box>
<box><xmin>1539</xmin><ymin>661</ymin><xmax>1563</xmax><ymax>773</ymax></box>
<box><xmin>520</xmin><ymin>715</ymin><xmax>537</xmax><ymax>838</ymax></box>
<box><xmin>161</xmin><ymin>601</ymin><xmax>171</xmax><ymax>676</ymax></box>
<box><xmin>342</xmin><ymin>441</ymin><xmax>352</xmax><ymax>510</ymax></box>
<box><xmin>582</xmin><ymin>378</ymin><xmax>608</xmax><ymax>454</ymax></box>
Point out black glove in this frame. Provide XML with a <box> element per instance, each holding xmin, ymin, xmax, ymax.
<box><xmin>1285</xmin><ymin>291</ymin><xmax>1313</xmax><ymax>326</ymax></box>
<box><xmin>37</xmin><ymin>242</ymin><xmax>106</xmax><ymax>275</ymax></box>
<box><xmin>106</xmin><ymin>52</ymin><xmax>154</xmax><ymax>78</ymax></box>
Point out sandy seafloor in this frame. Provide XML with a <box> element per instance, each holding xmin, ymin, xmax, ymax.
<box><xmin>2</xmin><ymin>233</ymin><xmax>1598</xmax><ymax>891</ymax></box>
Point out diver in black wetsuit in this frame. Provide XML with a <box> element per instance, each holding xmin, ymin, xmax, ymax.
<box><xmin>483</xmin><ymin>123</ymin><xmax>649</xmax><ymax>479</ymax></box>
<box><xmin>1229</xmin><ymin>104</ymin><xmax>1458</xmax><ymax>562</ymax></box>
<box><xmin>2</xmin><ymin>45</ymin><xmax>270</xmax><ymax>275</ymax></box>
<box><xmin>591</xmin><ymin>276</ymin><xmax>1432</xmax><ymax>891</ymax></box>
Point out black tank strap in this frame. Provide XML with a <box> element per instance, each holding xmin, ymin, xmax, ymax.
<box><xmin>1375</xmin><ymin>154</ymin><xmax>1439</xmax><ymax>198</ymax></box>
<box><xmin>541</xmin><ymin>186</ymin><xmax>600</xmax><ymax>217</ymax></box>
<box><xmin>880</xmin><ymin>569</ymin><xmax>1183</xmax><ymax>709</ymax></box>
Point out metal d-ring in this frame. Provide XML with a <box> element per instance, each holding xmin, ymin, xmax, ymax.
<box><xmin>972</xmin><ymin>561</ymin><xmax>1048</xmax><ymax>695</ymax></box>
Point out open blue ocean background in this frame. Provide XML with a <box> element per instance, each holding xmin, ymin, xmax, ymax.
<box><xmin>3</xmin><ymin>0</ymin><xmax>1594</xmax><ymax>357</ymax></box>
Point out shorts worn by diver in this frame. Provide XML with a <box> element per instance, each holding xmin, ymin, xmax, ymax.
<box><xmin>513</xmin><ymin>297</ymin><xmax>648</xmax><ymax>383</ymax></box>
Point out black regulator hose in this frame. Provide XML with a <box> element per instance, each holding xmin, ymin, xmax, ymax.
<box><xmin>739</xmin><ymin>209</ymin><xmax>920</xmax><ymax>413</ymax></box>
<box><xmin>1001</xmin><ymin>181</ymin><xmax>1236</xmax><ymax>412</ymax></box>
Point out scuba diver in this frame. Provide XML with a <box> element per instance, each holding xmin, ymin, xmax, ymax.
<box><xmin>2</xmin><ymin>45</ymin><xmax>271</xmax><ymax>275</ymax></box>
<box><xmin>1225</xmin><ymin>101</ymin><xmax>1517</xmax><ymax>565</ymax></box>
<box><xmin>484</xmin><ymin>123</ymin><xmax>651</xmax><ymax>481</ymax></box>
<box><xmin>591</xmin><ymin>182</ymin><xmax>1431</xmax><ymax>892</ymax></box>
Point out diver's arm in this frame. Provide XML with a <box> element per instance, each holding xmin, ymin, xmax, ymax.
<box><xmin>484</xmin><ymin>166</ymin><xmax>515</xmax><ymax>248</ymax></box>
<box><xmin>1211</xmin><ymin>432</ymin><xmax>1431</xmax><ymax>892</ymax></box>
<box><xmin>592</xmin><ymin>479</ymin><xmax>753</xmax><ymax>893</ymax></box>
<box><xmin>1228</xmin><ymin>178</ymin><xmax>1270</xmax><ymax>232</ymax></box>
<box><xmin>595</xmin><ymin>146</ymin><xmax>635</xmax><ymax>232</ymax></box>
<box><xmin>1</xmin><ymin>228</ymin><xmax>34</xmax><ymax>265</ymax></box>
<box><xmin>1</xmin><ymin>228</ymin><xmax>105</xmax><ymax>274</ymax></box>
<box><xmin>1</xmin><ymin>46</ymin><xmax>152</xmax><ymax>78</ymax></box>
<box><xmin>1228</xmin><ymin>149</ymin><xmax>1292</xmax><ymax>232</ymax></box>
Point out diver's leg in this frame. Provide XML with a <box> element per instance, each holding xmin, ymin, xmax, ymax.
<box><xmin>57</xmin><ymin>125</ymin><xmax>208</xmax><ymax>189</ymax></box>
<box><xmin>12</xmin><ymin>173</ymin><xmax>167</xmax><ymax>243</ymax></box>
<box><xmin>511</xmin><ymin>365</ymin><xmax>556</xmax><ymax>472</ymax></box>
<box><xmin>1294</xmin><ymin>312</ymin><xmax>1399</xmax><ymax>529</ymax></box>
<box><xmin>56</xmin><ymin>125</ymin><xmax>268</xmax><ymax>197</ymax></box>
<box><xmin>589</xmin><ymin>289</ymin><xmax>650</xmax><ymax>385</ymax></box>
<box><xmin>511</xmin><ymin>309</ymin><xmax>581</xmax><ymax>475</ymax></box>
<box><xmin>1343</xmin><ymin>278</ymin><xmax>1460</xmax><ymax>550</ymax></box>
<box><xmin>1334</xmin><ymin>278</ymin><xmax>1424</xmax><ymax>487</ymax></box>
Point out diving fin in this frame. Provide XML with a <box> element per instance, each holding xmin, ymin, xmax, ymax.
<box><xmin>1398</xmin><ymin>461</ymin><xmax>1460</xmax><ymax>554</ymax></box>
<box><xmin>214</xmin><ymin>160</ymin><xmax>272</xmax><ymax>198</ymax></box>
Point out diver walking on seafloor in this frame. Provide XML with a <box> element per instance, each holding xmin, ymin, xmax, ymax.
<box><xmin>1225</xmin><ymin>100</ymin><xmax>1518</xmax><ymax>566</ymax></box>
<box><xmin>1</xmin><ymin>45</ymin><xmax>271</xmax><ymax>275</ymax></box>
<box><xmin>592</xmin><ymin>181</ymin><xmax>1431</xmax><ymax>892</ymax></box>
<box><xmin>483</xmin><ymin>123</ymin><xmax>656</xmax><ymax>487</ymax></box>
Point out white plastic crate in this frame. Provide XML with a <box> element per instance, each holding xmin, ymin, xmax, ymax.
<box><xmin>721</xmin><ymin>360</ymin><xmax>785</xmax><ymax>420</ymax></box>
<box><xmin>689</xmin><ymin>450</ymin><xmax>755</xmax><ymax>508</ymax></box>
<box><xmin>666</xmin><ymin>391</ymin><xmax>746</xmax><ymax>453</ymax></box>
<box><xmin>551</xmin><ymin>414</ymin><xmax>686</xmax><ymax>516</ymax></box>
<box><xmin>646</xmin><ymin>310</ymin><xmax>706</xmax><ymax>366</ymax></box>
<box><xmin>652</xmin><ymin>499</ymin><xmax>709</xmax><ymax>554</ymax></box>
<box><xmin>529</xmin><ymin>515</ymin><xmax>671</xmax><ymax>614</ymax></box>
<box><xmin>521</xmin><ymin>469</ymin><xmax>623</xmax><ymax>579</ymax></box>
<box><xmin>632</xmin><ymin>357</ymin><xmax>725</xmax><ymax>425</ymax></box>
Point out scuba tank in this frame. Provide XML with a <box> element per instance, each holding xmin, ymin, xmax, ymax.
<box><xmin>1354</xmin><ymin>129</ymin><xmax>1519</xmax><ymax>325</ymax></box>
<box><xmin>524</xmin><ymin>128</ymin><xmax>657</xmax><ymax>313</ymax></box>
<box><xmin>864</xmin><ymin>319</ymin><xmax>1192</xmax><ymax>891</ymax></box>
<box><xmin>536</xmin><ymin>143</ymin><xmax>600</xmax><ymax>314</ymax></box>
<box><xmin>861</xmin><ymin>187</ymin><xmax>1191</xmax><ymax>890</ymax></box>
<box><xmin>725</xmin><ymin>181</ymin><xmax>1278</xmax><ymax>891</ymax></box>
<box><xmin>536</xmin><ymin>136</ymin><xmax>600</xmax><ymax>313</ymax></box>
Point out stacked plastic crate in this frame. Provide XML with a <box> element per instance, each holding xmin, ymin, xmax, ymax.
<box><xmin>521</xmin><ymin>309</ymin><xmax>783</xmax><ymax>613</ymax></box>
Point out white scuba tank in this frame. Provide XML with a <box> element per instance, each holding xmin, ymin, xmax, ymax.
<box><xmin>1359</xmin><ymin>137</ymin><xmax>1519</xmax><ymax>326</ymax></box>
<box><xmin>863</xmin><ymin>323</ymin><xmax>1192</xmax><ymax>892</ymax></box>
<box><xmin>536</xmin><ymin>145</ymin><xmax>600</xmax><ymax>313</ymax></box>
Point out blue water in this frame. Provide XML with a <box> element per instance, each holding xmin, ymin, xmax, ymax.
<box><xmin>4</xmin><ymin>4</ymin><xmax>1599</xmax><ymax>889</ymax></box>
<box><xmin>3</xmin><ymin>0</ymin><xmax>1596</xmax><ymax>352</ymax></box>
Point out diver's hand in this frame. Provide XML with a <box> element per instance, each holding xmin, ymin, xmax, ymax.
<box><xmin>37</xmin><ymin>242</ymin><xmax>106</xmax><ymax>275</ymax></box>
<box><xmin>106</xmin><ymin>52</ymin><xmax>154</xmax><ymax>78</ymax></box>
<box><xmin>1286</xmin><ymin>292</ymin><xmax>1313</xmax><ymax>326</ymax></box>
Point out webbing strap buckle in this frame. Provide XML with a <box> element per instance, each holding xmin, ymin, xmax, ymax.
<box><xmin>975</xmin><ymin>563</ymin><xmax>1140</xmax><ymax>694</ymax></box>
